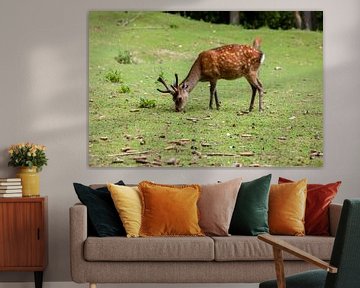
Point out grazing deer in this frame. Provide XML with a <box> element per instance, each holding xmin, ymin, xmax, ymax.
<box><xmin>157</xmin><ymin>38</ymin><xmax>265</xmax><ymax>112</ymax></box>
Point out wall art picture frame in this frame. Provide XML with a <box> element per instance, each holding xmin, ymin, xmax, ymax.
<box><xmin>88</xmin><ymin>11</ymin><xmax>323</xmax><ymax>168</ymax></box>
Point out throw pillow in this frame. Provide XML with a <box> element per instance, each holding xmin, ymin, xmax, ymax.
<box><xmin>73</xmin><ymin>181</ymin><xmax>126</xmax><ymax>237</ymax></box>
<box><xmin>138</xmin><ymin>181</ymin><xmax>203</xmax><ymax>237</ymax></box>
<box><xmin>229</xmin><ymin>174</ymin><xmax>272</xmax><ymax>236</ymax></box>
<box><xmin>107</xmin><ymin>183</ymin><xmax>142</xmax><ymax>238</ymax></box>
<box><xmin>278</xmin><ymin>177</ymin><xmax>341</xmax><ymax>236</ymax></box>
<box><xmin>269</xmin><ymin>179</ymin><xmax>307</xmax><ymax>236</ymax></box>
<box><xmin>199</xmin><ymin>177</ymin><xmax>242</xmax><ymax>236</ymax></box>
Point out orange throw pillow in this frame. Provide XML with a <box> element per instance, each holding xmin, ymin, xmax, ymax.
<box><xmin>278</xmin><ymin>177</ymin><xmax>341</xmax><ymax>235</ymax></box>
<box><xmin>269</xmin><ymin>179</ymin><xmax>307</xmax><ymax>236</ymax></box>
<box><xmin>138</xmin><ymin>181</ymin><xmax>204</xmax><ymax>237</ymax></box>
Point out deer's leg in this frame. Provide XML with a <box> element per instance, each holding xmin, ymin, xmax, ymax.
<box><xmin>256</xmin><ymin>78</ymin><xmax>264</xmax><ymax>112</ymax></box>
<box><xmin>249</xmin><ymin>84</ymin><xmax>257</xmax><ymax>112</ymax></box>
<box><xmin>209</xmin><ymin>81</ymin><xmax>219</xmax><ymax>110</ymax></box>
<box><xmin>258</xmin><ymin>87</ymin><xmax>264</xmax><ymax>112</ymax></box>
<box><xmin>214</xmin><ymin>88</ymin><xmax>220</xmax><ymax>110</ymax></box>
<box><xmin>258</xmin><ymin>90</ymin><xmax>264</xmax><ymax>111</ymax></box>
<box><xmin>247</xmin><ymin>74</ymin><xmax>263</xmax><ymax>112</ymax></box>
<box><xmin>211</xmin><ymin>81</ymin><xmax>220</xmax><ymax>109</ymax></box>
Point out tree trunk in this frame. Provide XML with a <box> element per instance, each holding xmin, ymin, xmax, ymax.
<box><xmin>303</xmin><ymin>11</ymin><xmax>312</xmax><ymax>30</ymax></box>
<box><xmin>229</xmin><ymin>11</ymin><xmax>240</xmax><ymax>25</ymax></box>
<box><xmin>294</xmin><ymin>11</ymin><xmax>302</xmax><ymax>29</ymax></box>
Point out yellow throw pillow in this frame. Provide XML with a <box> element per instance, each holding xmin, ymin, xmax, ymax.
<box><xmin>138</xmin><ymin>181</ymin><xmax>204</xmax><ymax>237</ymax></box>
<box><xmin>269</xmin><ymin>179</ymin><xmax>307</xmax><ymax>236</ymax></box>
<box><xmin>107</xmin><ymin>183</ymin><xmax>142</xmax><ymax>238</ymax></box>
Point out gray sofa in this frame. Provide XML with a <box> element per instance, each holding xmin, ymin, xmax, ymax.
<box><xmin>70</xmin><ymin>202</ymin><xmax>342</xmax><ymax>288</ymax></box>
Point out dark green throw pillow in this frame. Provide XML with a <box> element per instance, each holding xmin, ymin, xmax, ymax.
<box><xmin>229</xmin><ymin>174</ymin><xmax>272</xmax><ymax>236</ymax></box>
<box><xmin>73</xmin><ymin>181</ymin><xmax>126</xmax><ymax>237</ymax></box>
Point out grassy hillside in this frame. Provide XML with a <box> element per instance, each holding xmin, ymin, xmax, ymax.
<box><xmin>88</xmin><ymin>11</ymin><xmax>323</xmax><ymax>167</ymax></box>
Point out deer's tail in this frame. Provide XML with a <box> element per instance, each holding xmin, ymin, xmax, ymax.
<box><xmin>252</xmin><ymin>37</ymin><xmax>262</xmax><ymax>50</ymax></box>
<box><xmin>252</xmin><ymin>37</ymin><xmax>265</xmax><ymax>64</ymax></box>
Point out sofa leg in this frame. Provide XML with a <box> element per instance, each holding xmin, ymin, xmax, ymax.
<box><xmin>89</xmin><ymin>283</ymin><xmax>96</xmax><ymax>288</ymax></box>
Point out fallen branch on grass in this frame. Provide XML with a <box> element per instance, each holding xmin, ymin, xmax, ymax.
<box><xmin>168</xmin><ymin>139</ymin><xmax>191</xmax><ymax>145</ymax></box>
<box><xmin>108</xmin><ymin>151</ymin><xmax>150</xmax><ymax>157</ymax></box>
<box><xmin>205</xmin><ymin>153</ymin><xmax>237</xmax><ymax>157</ymax></box>
<box><xmin>205</xmin><ymin>152</ymin><xmax>255</xmax><ymax>157</ymax></box>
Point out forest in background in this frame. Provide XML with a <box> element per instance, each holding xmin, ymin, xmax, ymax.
<box><xmin>169</xmin><ymin>11</ymin><xmax>323</xmax><ymax>31</ymax></box>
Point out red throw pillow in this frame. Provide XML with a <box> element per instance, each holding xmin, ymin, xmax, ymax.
<box><xmin>278</xmin><ymin>177</ymin><xmax>341</xmax><ymax>236</ymax></box>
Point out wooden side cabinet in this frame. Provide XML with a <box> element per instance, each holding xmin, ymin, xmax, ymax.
<box><xmin>0</xmin><ymin>197</ymin><xmax>47</xmax><ymax>288</ymax></box>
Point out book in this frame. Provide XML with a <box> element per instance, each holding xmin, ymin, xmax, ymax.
<box><xmin>0</xmin><ymin>193</ymin><xmax>22</xmax><ymax>198</ymax></box>
<box><xmin>0</xmin><ymin>178</ymin><xmax>21</xmax><ymax>182</ymax></box>
<box><xmin>0</xmin><ymin>186</ymin><xmax>22</xmax><ymax>190</ymax></box>
<box><xmin>0</xmin><ymin>189</ymin><xmax>22</xmax><ymax>193</ymax></box>
<box><xmin>0</xmin><ymin>182</ymin><xmax>22</xmax><ymax>186</ymax></box>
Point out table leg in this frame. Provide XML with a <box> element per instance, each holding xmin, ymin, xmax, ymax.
<box><xmin>34</xmin><ymin>271</ymin><xmax>43</xmax><ymax>288</ymax></box>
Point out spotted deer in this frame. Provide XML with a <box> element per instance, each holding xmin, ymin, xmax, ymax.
<box><xmin>157</xmin><ymin>38</ymin><xmax>265</xmax><ymax>112</ymax></box>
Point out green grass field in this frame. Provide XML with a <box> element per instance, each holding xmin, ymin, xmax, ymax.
<box><xmin>88</xmin><ymin>11</ymin><xmax>323</xmax><ymax>167</ymax></box>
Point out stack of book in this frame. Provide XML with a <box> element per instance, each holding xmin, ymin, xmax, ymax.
<box><xmin>0</xmin><ymin>178</ymin><xmax>22</xmax><ymax>197</ymax></box>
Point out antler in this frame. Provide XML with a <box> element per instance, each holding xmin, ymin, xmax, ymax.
<box><xmin>157</xmin><ymin>74</ymin><xmax>181</xmax><ymax>95</ymax></box>
<box><xmin>157</xmin><ymin>77</ymin><xmax>175</xmax><ymax>94</ymax></box>
<box><xmin>170</xmin><ymin>73</ymin><xmax>179</xmax><ymax>91</ymax></box>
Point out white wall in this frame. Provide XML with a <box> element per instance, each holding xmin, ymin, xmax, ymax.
<box><xmin>0</xmin><ymin>0</ymin><xmax>359</xmax><ymax>283</ymax></box>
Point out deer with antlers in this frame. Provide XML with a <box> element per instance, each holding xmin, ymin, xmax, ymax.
<box><xmin>157</xmin><ymin>38</ymin><xmax>265</xmax><ymax>112</ymax></box>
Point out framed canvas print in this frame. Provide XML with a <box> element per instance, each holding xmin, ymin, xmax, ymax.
<box><xmin>88</xmin><ymin>11</ymin><xmax>323</xmax><ymax>168</ymax></box>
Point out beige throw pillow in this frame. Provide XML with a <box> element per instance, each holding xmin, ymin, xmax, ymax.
<box><xmin>198</xmin><ymin>178</ymin><xmax>242</xmax><ymax>236</ymax></box>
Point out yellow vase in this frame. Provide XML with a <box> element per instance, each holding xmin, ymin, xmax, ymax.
<box><xmin>16</xmin><ymin>167</ymin><xmax>40</xmax><ymax>197</ymax></box>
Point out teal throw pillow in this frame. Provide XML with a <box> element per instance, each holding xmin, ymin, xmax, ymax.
<box><xmin>229</xmin><ymin>174</ymin><xmax>272</xmax><ymax>236</ymax></box>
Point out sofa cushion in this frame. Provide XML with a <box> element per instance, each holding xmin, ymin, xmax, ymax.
<box><xmin>139</xmin><ymin>181</ymin><xmax>203</xmax><ymax>237</ymax></box>
<box><xmin>73</xmin><ymin>181</ymin><xmax>126</xmax><ymax>237</ymax></box>
<box><xmin>212</xmin><ymin>235</ymin><xmax>334</xmax><ymax>261</ymax></box>
<box><xmin>107</xmin><ymin>184</ymin><xmax>142</xmax><ymax>238</ymax></box>
<box><xmin>269</xmin><ymin>179</ymin><xmax>307</xmax><ymax>236</ymax></box>
<box><xmin>229</xmin><ymin>174</ymin><xmax>271</xmax><ymax>236</ymax></box>
<box><xmin>198</xmin><ymin>177</ymin><xmax>242</xmax><ymax>236</ymax></box>
<box><xmin>84</xmin><ymin>236</ymin><xmax>214</xmax><ymax>261</ymax></box>
<box><xmin>278</xmin><ymin>177</ymin><xmax>341</xmax><ymax>236</ymax></box>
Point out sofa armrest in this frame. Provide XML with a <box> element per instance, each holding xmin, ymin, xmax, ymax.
<box><xmin>329</xmin><ymin>203</ymin><xmax>342</xmax><ymax>237</ymax></box>
<box><xmin>69</xmin><ymin>203</ymin><xmax>88</xmax><ymax>283</ymax></box>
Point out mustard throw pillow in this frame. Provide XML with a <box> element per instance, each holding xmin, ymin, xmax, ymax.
<box><xmin>269</xmin><ymin>179</ymin><xmax>307</xmax><ymax>236</ymax></box>
<box><xmin>138</xmin><ymin>181</ymin><xmax>204</xmax><ymax>237</ymax></box>
<box><xmin>107</xmin><ymin>183</ymin><xmax>142</xmax><ymax>238</ymax></box>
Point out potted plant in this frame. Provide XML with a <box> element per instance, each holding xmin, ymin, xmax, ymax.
<box><xmin>8</xmin><ymin>143</ymin><xmax>48</xmax><ymax>197</ymax></box>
